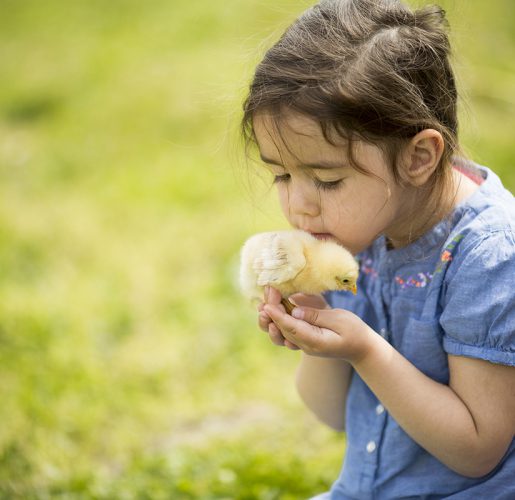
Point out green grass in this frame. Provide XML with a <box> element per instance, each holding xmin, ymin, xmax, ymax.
<box><xmin>0</xmin><ymin>0</ymin><xmax>514</xmax><ymax>498</ymax></box>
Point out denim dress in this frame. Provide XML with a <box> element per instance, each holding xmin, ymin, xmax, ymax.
<box><xmin>324</xmin><ymin>162</ymin><xmax>515</xmax><ymax>499</ymax></box>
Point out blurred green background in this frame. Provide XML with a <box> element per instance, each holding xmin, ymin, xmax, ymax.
<box><xmin>0</xmin><ymin>0</ymin><xmax>513</xmax><ymax>498</ymax></box>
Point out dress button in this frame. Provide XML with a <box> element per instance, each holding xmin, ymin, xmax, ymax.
<box><xmin>379</xmin><ymin>328</ymin><xmax>386</xmax><ymax>337</ymax></box>
<box><xmin>376</xmin><ymin>404</ymin><xmax>385</xmax><ymax>415</ymax></box>
<box><xmin>366</xmin><ymin>441</ymin><xmax>376</xmax><ymax>453</ymax></box>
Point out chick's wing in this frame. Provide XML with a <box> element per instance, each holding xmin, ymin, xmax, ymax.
<box><xmin>252</xmin><ymin>232</ymin><xmax>306</xmax><ymax>287</ymax></box>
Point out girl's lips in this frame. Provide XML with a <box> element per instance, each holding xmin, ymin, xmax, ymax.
<box><xmin>311</xmin><ymin>233</ymin><xmax>334</xmax><ymax>240</ymax></box>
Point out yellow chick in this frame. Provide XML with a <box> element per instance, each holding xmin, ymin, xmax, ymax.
<box><xmin>239</xmin><ymin>230</ymin><xmax>359</xmax><ymax>313</ymax></box>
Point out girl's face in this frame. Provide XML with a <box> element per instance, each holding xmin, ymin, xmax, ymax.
<box><xmin>253</xmin><ymin>111</ymin><xmax>413</xmax><ymax>255</ymax></box>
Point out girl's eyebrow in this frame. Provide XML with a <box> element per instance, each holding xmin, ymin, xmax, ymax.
<box><xmin>259</xmin><ymin>154</ymin><xmax>345</xmax><ymax>170</ymax></box>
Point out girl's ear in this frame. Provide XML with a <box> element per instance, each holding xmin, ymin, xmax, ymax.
<box><xmin>401</xmin><ymin>129</ymin><xmax>444</xmax><ymax>187</ymax></box>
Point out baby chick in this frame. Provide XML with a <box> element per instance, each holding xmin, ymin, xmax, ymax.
<box><xmin>240</xmin><ymin>230</ymin><xmax>359</xmax><ymax>314</ymax></box>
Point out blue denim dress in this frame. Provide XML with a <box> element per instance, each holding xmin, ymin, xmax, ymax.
<box><xmin>324</xmin><ymin>162</ymin><xmax>515</xmax><ymax>499</ymax></box>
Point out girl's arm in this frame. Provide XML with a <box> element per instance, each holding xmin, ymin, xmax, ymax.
<box><xmin>295</xmin><ymin>353</ymin><xmax>352</xmax><ymax>432</ymax></box>
<box><xmin>353</xmin><ymin>337</ymin><xmax>515</xmax><ymax>478</ymax></box>
<box><xmin>264</xmin><ymin>304</ymin><xmax>515</xmax><ymax>478</ymax></box>
<box><xmin>259</xmin><ymin>287</ymin><xmax>352</xmax><ymax>431</ymax></box>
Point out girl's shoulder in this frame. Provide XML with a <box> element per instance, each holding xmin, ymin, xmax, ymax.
<box><xmin>441</xmin><ymin>163</ymin><xmax>514</xmax><ymax>279</ymax></box>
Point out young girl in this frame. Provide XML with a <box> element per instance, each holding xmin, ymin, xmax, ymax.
<box><xmin>242</xmin><ymin>0</ymin><xmax>515</xmax><ymax>498</ymax></box>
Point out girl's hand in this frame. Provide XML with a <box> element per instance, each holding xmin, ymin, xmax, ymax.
<box><xmin>263</xmin><ymin>302</ymin><xmax>377</xmax><ymax>363</ymax></box>
<box><xmin>257</xmin><ymin>287</ymin><xmax>329</xmax><ymax>350</ymax></box>
<box><xmin>288</xmin><ymin>292</ymin><xmax>330</xmax><ymax>310</ymax></box>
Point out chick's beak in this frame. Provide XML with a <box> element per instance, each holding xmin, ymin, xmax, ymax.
<box><xmin>351</xmin><ymin>283</ymin><xmax>357</xmax><ymax>295</ymax></box>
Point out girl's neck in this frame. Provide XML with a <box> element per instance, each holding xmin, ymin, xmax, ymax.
<box><xmin>386</xmin><ymin>168</ymin><xmax>480</xmax><ymax>250</ymax></box>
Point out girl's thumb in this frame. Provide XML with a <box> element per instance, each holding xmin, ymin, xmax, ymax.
<box><xmin>292</xmin><ymin>306</ymin><xmax>345</xmax><ymax>329</ymax></box>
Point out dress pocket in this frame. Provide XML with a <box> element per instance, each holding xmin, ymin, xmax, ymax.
<box><xmin>400</xmin><ymin>317</ymin><xmax>449</xmax><ymax>383</ymax></box>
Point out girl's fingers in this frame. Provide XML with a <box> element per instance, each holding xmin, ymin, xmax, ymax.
<box><xmin>265</xmin><ymin>286</ymin><xmax>283</xmax><ymax>306</ymax></box>
<box><xmin>288</xmin><ymin>293</ymin><xmax>329</xmax><ymax>309</ymax></box>
<box><xmin>259</xmin><ymin>294</ymin><xmax>302</xmax><ymax>350</ymax></box>
<box><xmin>264</xmin><ymin>303</ymin><xmax>320</xmax><ymax>348</ymax></box>
<box><xmin>284</xmin><ymin>339</ymin><xmax>300</xmax><ymax>350</ymax></box>
<box><xmin>258</xmin><ymin>311</ymin><xmax>272</xmax><ymax>332</ymax></box>
<box><xmin>291</xmin><ymin>306</ymin><xmax>349</xmax><ymax>331</ymax></box>
<box><xmin>268</xmin><ymin>322</ymin><xmax>285</xmax><ymax>346</ymax></box>
<box><xmin>269</xmin><ymin>324</ymin><xmax>299</xmax><ymax>349</ymax></box>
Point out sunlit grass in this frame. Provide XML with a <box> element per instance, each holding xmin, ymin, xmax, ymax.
<box><xmin>0</xmin><ymin>0</ymin><xmax>514</xmax><ymax>497</ymax></box>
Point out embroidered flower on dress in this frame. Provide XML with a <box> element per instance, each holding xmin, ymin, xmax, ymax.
<box><xmin>361</xmin><ymin>257</ymin><xmax>378</xmax><ymax>278</ymax></box>
<box><xmin>434</xmin><ymin>234</ymin><xmax>464</xmax><ymax>275</ymax></box>
<box><xmin>395</xmin><ymin>272</ymin><xmax>433</xmax><ymax>289</ymax></box>
<box><xmin>395</xmin><ymin>234</ymin><xmax>465</xmax><ymax>289</ymax></box>
<box><xmin>440</xmin><ymin>250</ymin><xmax>452</xmax><ymax>262</ymax></box>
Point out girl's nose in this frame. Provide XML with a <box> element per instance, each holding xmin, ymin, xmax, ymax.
<box><xmin>288</xmin><ymin>181</ymin><xmax>320</xmax><ymax>217</ymax></box>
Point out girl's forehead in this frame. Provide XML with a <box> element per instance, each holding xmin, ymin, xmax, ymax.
<box><xmin>254</xmin><ymin>110</ymin><xmax>330</xmax><ymax>144</ymax></box>
<box><xmin>253</xmin><ymin>111</ymin><xmax>347</xmax><ymax>166</ymax></box>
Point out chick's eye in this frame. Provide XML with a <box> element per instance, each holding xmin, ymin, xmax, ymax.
<box><xmin>342</xmin><ymin>279</ymin><xmax>349</xmax><ymax>283</ymax></box>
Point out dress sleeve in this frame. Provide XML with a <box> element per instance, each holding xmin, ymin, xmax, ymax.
<box><xmin>439</xmin><ymin>230</ymin><xmax>515</xmax><ymax>366</ymax></box>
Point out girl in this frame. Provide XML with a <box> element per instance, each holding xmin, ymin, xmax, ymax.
<box><xmin>242</xmin><ymin>1</ymin><xmax>515</xmax><ymax>498</ymax></box>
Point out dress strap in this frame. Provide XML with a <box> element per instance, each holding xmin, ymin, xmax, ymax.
<box><xmin>452</xmin><ymin>160</ymin><xmax>485</xmax><ymax>185</ymax></box>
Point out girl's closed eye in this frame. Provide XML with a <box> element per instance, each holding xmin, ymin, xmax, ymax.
<box><xmin>273</xmin><ymin>173</ymin><xmax>291</xmax><ymax>184</ymax></box>
<box><xmin>313</xmin><ymin>177</ymin><xmax>344</xmax><ymax>191</ymax></box>
<box><xmin>273</xmin><ymin>174</ymin><xmax>344</xmax><ymax>191</ymax></box>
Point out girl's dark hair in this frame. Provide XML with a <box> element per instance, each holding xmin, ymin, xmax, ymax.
<box><xmin>242</xmin><ymin>0</ymin><xmax>461</xmax><ymax>221</ymax></box>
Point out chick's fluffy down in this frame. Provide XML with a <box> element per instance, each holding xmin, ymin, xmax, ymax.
<box><xmin>239</xmin><ymin>230</ymin><xmax>359</xmax><ymax>304</ymax></box>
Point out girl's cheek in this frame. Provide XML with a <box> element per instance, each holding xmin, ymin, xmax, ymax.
<box><xmin>277</xmin><ymin>189</ymin><xmax>290</xmax><ymax>216</ymax></box>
